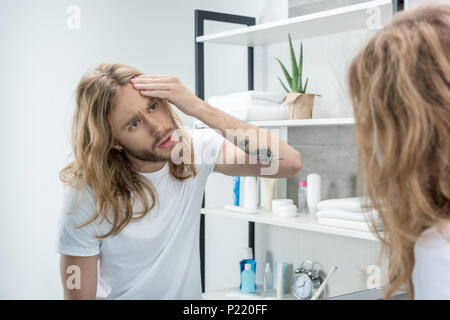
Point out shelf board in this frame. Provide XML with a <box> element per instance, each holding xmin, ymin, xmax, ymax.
<box><xmin>196</xmin><ymin>0</ymin><xmax>392</xmax><ymax>46</ymax></box>
<box><xmin>247</xmin><ymin>117</ymin><xmax>355</xmax><ymax>127</ymax></box>
<box><xmin>201</xmin><ymin>207</ymin><xmax>380</xmax><ymax>241</ymax></box>
<box><xmin>202</xmin><ymin>286</ymin><xmax>297</xmax><ymax>300</ymax></box>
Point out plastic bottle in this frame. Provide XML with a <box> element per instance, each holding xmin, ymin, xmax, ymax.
<box><xmin>243</xmin><ymin>177</ymin><xmax>258</xmax><ymax>210</ymax></box>
<box><xmin>298</xmin><ymin>180</ymin><xmax>308</xmax><ymax>214</ymax></box>
<box><xmin>263</xmin><ymin>262</ymin><xmax>273</xmax><ymax>296</ymax></box>
<box><xmin>239</xmin><ymin>248</ymin><xmax>256</xmax><ymax>291</ymax></box>
<box><xmin>307</xmin><ymin>173</ymin><xmax>321</xmax><ymax>218</ymax></box>
<box><xmin>233</xmin><ymin>177</ymin><xmax>240</xmax><ymax>206</ymax></box>
<box><xmin>241</xmin><ymin>263</ymin><xmax>256</xmax><ymax>294</ymax></box>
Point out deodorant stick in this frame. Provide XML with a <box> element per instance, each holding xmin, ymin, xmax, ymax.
<box><xmin>243</xmin><ymin>177</ymin><xmax>258</xmax><ymax>210</ymax></box>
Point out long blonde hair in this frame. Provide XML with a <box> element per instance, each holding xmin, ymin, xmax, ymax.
<box><xmin>59</xmin><ymin>63</ymin><xmax>197</xmax><ymax>239</ymax></box>
<box><xmin>348</xmin><ymin>2</ymin><xmax>450</xmax><ymax>299</ymax></box>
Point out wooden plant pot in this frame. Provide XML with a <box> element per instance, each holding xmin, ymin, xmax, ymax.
<box><xmin>282</xmin><ymin>93</ymin><xmax>317</xmax><ymax>120</ymax></box>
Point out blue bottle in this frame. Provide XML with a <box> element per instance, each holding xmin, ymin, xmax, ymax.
<box><xmin>239</xmin><ymin>248</ymin><xmax>256</xmax><ymax>291</ymax></box>
<box><xmin>233</xmin><ymin>176</ymin><xmax>240</xmax><ymax>206</ymax></box>
<box><xmin>241</xmin><ymin>263</ymin><xmax>256</xmax><ymax>294</ymax></box>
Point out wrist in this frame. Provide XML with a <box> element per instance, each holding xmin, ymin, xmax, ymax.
<box><xmin>191</xmin><ymin>99</ymin><xmax>212</xmax><ymax>119</ymax></box>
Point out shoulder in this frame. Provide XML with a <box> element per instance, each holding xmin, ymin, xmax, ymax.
<box><xmin>182</xmin><ymin>126</ymin><xmax>225</xmax><ymax>174</ymax></box>
<box><xmin>60</xmin><ymin>180</ymin><xmax>97</xmax><ymax>216</ymax></box>
<box><xmin>57</xmin><ymin>180</ymin><xmax>112</xmax><ymax>237</ymax></box>
<box><xmin>56</xmin><ymin>181</ymin><xmax>105</xmax><ymax>256</ymax></box>
<box><xmin>58</xmin><ymin>180</ymin><xmax>105</xmax><ymax>232</ymax></box>
<box><xmin>413</xmin><ymin>223</ymin><xmax>450</xmax><ymax>299</ymax></box>
<box><xmin>183</xmin><ymin>126</ymin><xmax>223</xmax><ymax>145</ymax></box>
<box><xmin>415</xmin><ymin>223</ymin><xmax>450</xmax><ymax>253</ymax></box>
<box><xmin>182</xmin><ymin>126</ymin><xmax>225</xmax><ymax>157</ymax></box>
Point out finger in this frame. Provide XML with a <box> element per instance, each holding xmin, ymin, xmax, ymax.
<box><xmin>136</xmin><ymin>75</ymin><xmax>171</xmax><ymax>78</ymax></box>
<box><xmin>139</xmin><ymin>90</ymin><xmax>168</xmax><ymax>99</ymax></box>
<box><xmin>131</xmin><ymin>78</ymin><xmax>173</xmax><ymax>86</ymax></box>
<box><xmin>132</xmin><ymin>77</ymin><xmax>173</xmax><ymax>84</ymax></box>
<box><xmin>132</xmin><ymin>83</ymin><xmax>171</xmax><ymax>90</ymax></box>
<box><xmin>132</xmin><ymin>75</ymin><xmax>173</xmax><ymax>82</ymax></box>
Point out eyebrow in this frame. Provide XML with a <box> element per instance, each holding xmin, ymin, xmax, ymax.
<box><xmin>121</xmin><ymin>99</ymin><xmax>156</xmax><ymax>130</ymax></box>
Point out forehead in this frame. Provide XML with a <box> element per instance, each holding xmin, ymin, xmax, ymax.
<box><xmin>114</xmin><ymin>83</ymin><xmax>150</xmax><ymax>115</ymax></box>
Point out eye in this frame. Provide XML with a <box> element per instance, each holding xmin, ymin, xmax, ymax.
<box><xmin>149</xmin><ymin>103</ymin><xmax>156</xmax><ymax>111</ymax></box>
<box><xmin>130</xmin><ymin>120</ymin><xmax>138</xmax><ymax>129</ymax></box>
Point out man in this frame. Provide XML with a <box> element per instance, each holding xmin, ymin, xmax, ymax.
<box><xmin>56</xmin><ymin>63</ymin><xmax>301</xmax><ymax>299</ymax></box>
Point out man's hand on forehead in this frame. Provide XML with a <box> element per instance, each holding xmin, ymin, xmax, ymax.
<box><xmin>130</xmin><ymin>75</ymin><xmax>205</xmax><ymax>118</ymax></box>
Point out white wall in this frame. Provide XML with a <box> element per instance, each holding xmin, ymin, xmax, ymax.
<box><xmin>406</xmin><ymin>0</ymin><xmax>446</xmax><ymax>9</ymax></box>
<box><xmin>0</xmin><ymin>0</ymin><xmax>273</xmax><ymax>299</ymax></box>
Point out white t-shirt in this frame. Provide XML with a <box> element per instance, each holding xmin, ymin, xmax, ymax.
<box><xmin>55</xmin><ymin>127</ymin><xmax>225</xmax><ymax>299</ymax></box>
<box><xmin>412</xmin><ymin>223</ymin><xmax>450</xmax><ymax>299</ymax></box>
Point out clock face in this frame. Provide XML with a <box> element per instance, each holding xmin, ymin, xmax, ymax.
<box><xmin>292</xmin><ymin>273</ymin><xmax>313</xmax><ymax>299</ymax></box>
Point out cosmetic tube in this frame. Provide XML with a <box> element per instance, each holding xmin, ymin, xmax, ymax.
<box><xmin>262</xmin><ymin>178</ymin><xmax>276</xmax><ymax>211</ymax></box>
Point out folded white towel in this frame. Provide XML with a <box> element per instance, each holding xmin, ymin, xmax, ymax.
<box><xmin>194</xmin><ymin>100</ymin><xmax>289</xmax><ymax>128</ymax></box>
<box><xmin>316</xmin><ymin>209</ymin><xmax>380</xmax><ymax>222</ymax></box>
<box><xmin>210</xmin><ymin>91</ymin><xmax>286</xmax><ymax>106</ymax></box>
<box><xmin>247</xmin><ymin>104</ymin><xmax>289</xmax><ymax>121</ymax></box>
<box><xmin>317</xmin><ymin>218</ymin><xmax>383</xmax><ymax>232</ymax></box>
<box><xmin>208</xmin><ymin>95</ymin><xmax>285</xmax><ymax>111</ymax></box>
<box><xmin>247</xmin><ymin>90</ymin><xmax>286</xmax><ymax>103</ymax></box>
<box><xmin>207</xmin><ymin>98</ymin><xmax>251</xmax><ymax>120</ymax></box>
<box><xmin>316</xmin><ymin>197</ymin><xmax>372</xmax><ymax>213</ymax></box>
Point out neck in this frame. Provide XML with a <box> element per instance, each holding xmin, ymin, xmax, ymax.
<box><xmin>137</xmin><ymin>161</ymin><xmax>166</xmax><ymax>173</ymax></box>
<box><xmin>129</xmin><ymin>157</ymin><xmax>167</xmax><ymax>173</ymax></box>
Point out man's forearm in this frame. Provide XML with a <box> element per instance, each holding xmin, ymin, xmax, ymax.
<box><xmin>192</xmin><ymin>101</ymin><xmax>301</xmax><ymax>173</ymax></box>
<box><xmin>195</xmin><ymin>101</ymin><xmax>254</xmax><ymax>134</ymax></box>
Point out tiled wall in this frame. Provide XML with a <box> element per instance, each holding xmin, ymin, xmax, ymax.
<box><xmin>287</xmin><ymin>125</ymin><xmax>358</xmax><ymax>204</ymax></box>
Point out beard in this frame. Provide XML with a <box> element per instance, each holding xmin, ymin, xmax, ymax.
<box><xmin>121</xmin><ymin>128</ymin><xmax>175</xmax><ymax>163</ymax></box>
<box><xmin>124</xmin><ymin>145</ymin><xmax>171</xmax><ymax>162</ymax></box>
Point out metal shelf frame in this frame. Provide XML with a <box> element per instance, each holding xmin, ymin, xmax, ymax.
<box><xmin>195</xmin><ymin>9</ymin><xmax>256</xmax><ymax>293</ymax></box>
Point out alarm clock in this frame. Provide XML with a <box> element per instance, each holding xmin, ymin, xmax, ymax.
<box><xmin>292</xmin><ymin>272</ymin><xmax>313</xmax><ymax>299</ymax></box>
<box><xmin>292</xmin><ymin>261</ymin><xmax>325</xmax><ymax>300</ymax></box>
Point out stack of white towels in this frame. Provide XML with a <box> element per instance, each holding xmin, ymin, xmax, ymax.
<box><xmin>194</xmin><ymin>91</ymin><xmax>288</xmax><ymax>128</ymax></box>
<box><xmin>315</xmin><ymin>197</ymin><xmax>383</xmax><ymax>232</ymax></box>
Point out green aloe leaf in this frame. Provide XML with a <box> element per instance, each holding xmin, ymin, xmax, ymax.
<box><xmin>302</xmin><ymin>77</ymin><xmax>309</xmax><ymax>93</ymax></box>
<box><xmin>277</xmin><ymin>76</ymin><xmax>290</xmax><ymax>93</ymax></box>
<box><xmin>288</xmin><ymin>33</ymin><xmax>299</xmax><ymax>93</ymax></box>
<box><xmin>275</xmin><ymin>57</ymin><xmax>293</xmax><ymax>91</ymax></box>
<box><xmin>298</xmin><ymin>42</ymin><xmax>303</xmax><ymax>92</ymax></box>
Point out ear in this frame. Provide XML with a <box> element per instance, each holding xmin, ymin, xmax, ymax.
<box><xmin>112</xmin><ymin>143</ymin><xmax>123</xmax><ymax>151</ymax></box>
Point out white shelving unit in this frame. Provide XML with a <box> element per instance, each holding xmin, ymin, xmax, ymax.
<box><xmin>201</xmin><ymin>208</ymin><xmax>380</xmax><ymax>242</ymax></box>
<box><xmin>197</xmin><ymin>0</ymin><xmax>396</xmax><ymax>298</ymax></box>
<box><xmin>196</xmin><ymin>0</ymin><xmax>392</xmax><ymax>46</ymax></box>
<box><xmin>202</xmin><ymin>286</ymin><xmax>296</xmax><ymax>300</ymax></box>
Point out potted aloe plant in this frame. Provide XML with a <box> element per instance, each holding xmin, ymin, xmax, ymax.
<box><xmin>276</xmin><ymin>33</ymin><xmax>319</xmax><ymax>119</ymax></box>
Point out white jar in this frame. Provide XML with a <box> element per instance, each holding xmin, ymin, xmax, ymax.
<box><xmin>272</xmin><ymin>199</ymin><xmax>293</xmax><ymax>215</ymax></box>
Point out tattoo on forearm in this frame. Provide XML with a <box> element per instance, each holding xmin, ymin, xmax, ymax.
<box><xmin>237</xmin><ymin>138</ymin><xmax>283</xmax><ymax>164</ymax></box>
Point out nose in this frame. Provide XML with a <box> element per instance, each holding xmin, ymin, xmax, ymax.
<box><xmin>142</xmin><ymin>113</ymin><xmax>164</xmax><ymax>139</ymax></box>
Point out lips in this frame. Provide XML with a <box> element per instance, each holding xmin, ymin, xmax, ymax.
<box><xmin>158</xmin><ymin>133</ymin><xmax>173</xmax><ymax>149</ymax></box>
